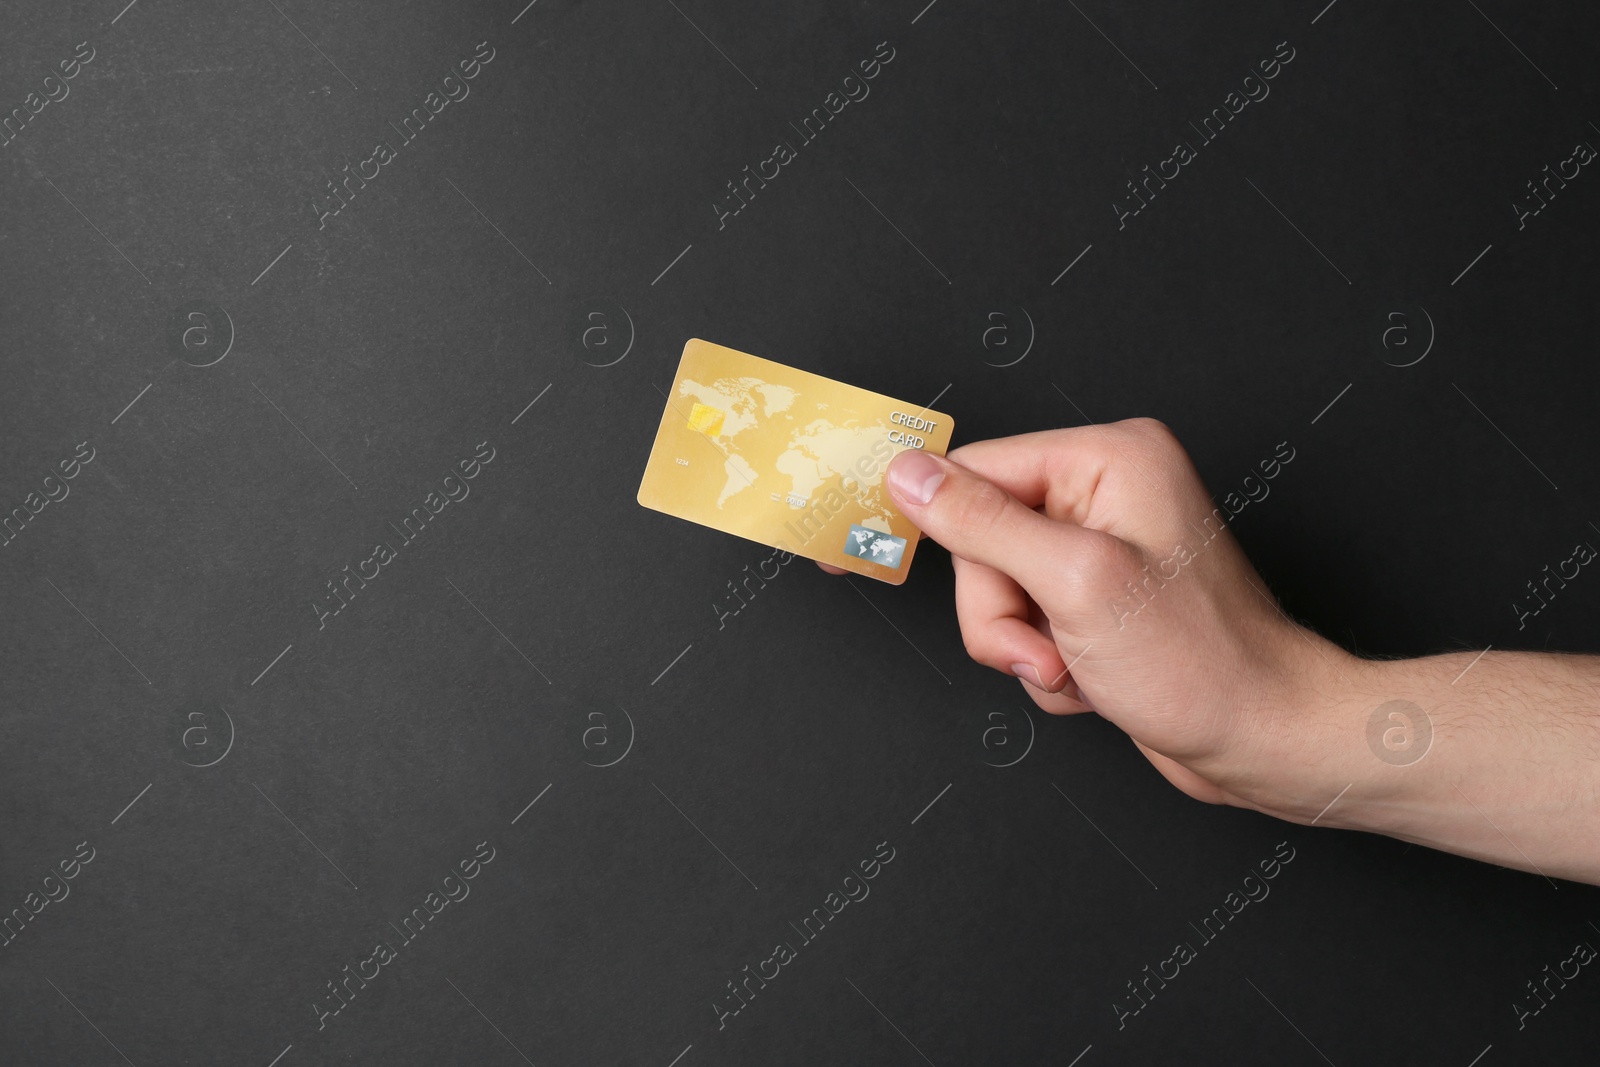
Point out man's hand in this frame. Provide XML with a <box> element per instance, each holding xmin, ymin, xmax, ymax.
<box><xmin>819</xmin><ymin>421</ymin><xmax>1600</xmax><ymax>885</ymax></box>
<box><xmin>846</xmin><ymin>420</ymin><xmax>1330</xmax><ymax>808</ymax></box>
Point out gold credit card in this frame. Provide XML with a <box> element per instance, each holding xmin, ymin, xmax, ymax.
<box><xmin>637</xmin><ymin>338</ymin><xmax>955</xmax><ymax>585</ymax></box>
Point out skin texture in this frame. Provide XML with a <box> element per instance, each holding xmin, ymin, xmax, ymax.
<box><xmin>821</xmin><ymin>420</ymin><xmax>1600</xmax><ymax>886</ymax></box>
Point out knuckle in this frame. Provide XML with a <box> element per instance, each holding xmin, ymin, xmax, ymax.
<box><xmin>1117</xmin><ymin>418</ymin><xmax>1199</xmax><ymax>491</ymax></box>
<box><xmin>1057</xmin><ymin>533</ymin><xmax>1139</xmax><ymax>602</ymax></box>
<box><xmin>1124</xmin><ymin>416</ymin><xmax>1179</xmax><ymax>451</ymax></box>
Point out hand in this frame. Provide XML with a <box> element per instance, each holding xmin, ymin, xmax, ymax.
<box><xmin>823</xmin><ymin>420</ymin><xmax>1345</xmax><ymax>809</ymax></box>
<box><xmin>820</xmin><ymin>421</ymin><xmax>1600</xmax><ymax>885</ymax></box>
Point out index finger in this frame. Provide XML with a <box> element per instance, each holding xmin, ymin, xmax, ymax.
<box><xmin>945</xmin><ymin>427</ymin><xmax>1114</xmax><ymax>525</ymax></box>
<box><xmin>948</xmin><ymin>421</ymin><xmax>1196</xmax><ymax>547</ymax></box>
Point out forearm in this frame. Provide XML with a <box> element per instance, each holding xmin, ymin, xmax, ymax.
<box><xmin>1232</xmin><ymin>640</ymin><xmax>1600</xmax><ymax>885</ymax></box>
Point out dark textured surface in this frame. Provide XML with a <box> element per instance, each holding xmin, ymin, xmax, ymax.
<box><xmin>3</xmin><ymin>1</ymin><xmax>1599</xmax><ymax>1063</ymax></box>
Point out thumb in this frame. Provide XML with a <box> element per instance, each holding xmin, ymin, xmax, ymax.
<box><xmin>887</xmin><ymin>448</ymin><xmax>1116</xmax><ymax>597</ymax></box>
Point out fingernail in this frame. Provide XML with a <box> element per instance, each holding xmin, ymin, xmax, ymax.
<box><xmin>888</xmin><ymin>449</ymin><xmax>945</xmax><ymax>505</ymax></box>
<box><xmin>1011</xmin><ymin>663</ymin><xmax>1045</xmax><ymax>689</ymax></box>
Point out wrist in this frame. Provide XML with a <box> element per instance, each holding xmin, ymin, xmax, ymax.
<box><xmin>1222</xmin><ymin>641</ymin><xmax>1600</xmax><ymax>883</ymax></box>
<box><xmin>1215</xmin><ymin>630</ymin><xmax>1389</xmax><ymax>826</ymax></box>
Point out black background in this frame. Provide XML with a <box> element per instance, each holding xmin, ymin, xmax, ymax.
<box><xmin>3</xmin><ymin>0</ymin><xmax>1599</xmax><ymax>1064</ymax></box>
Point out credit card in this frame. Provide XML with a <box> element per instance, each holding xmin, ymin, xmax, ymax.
<box><xmin>637</xmin><ymin>338</ymin><xmax>955</xmax><ymax>585</ymax></box>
